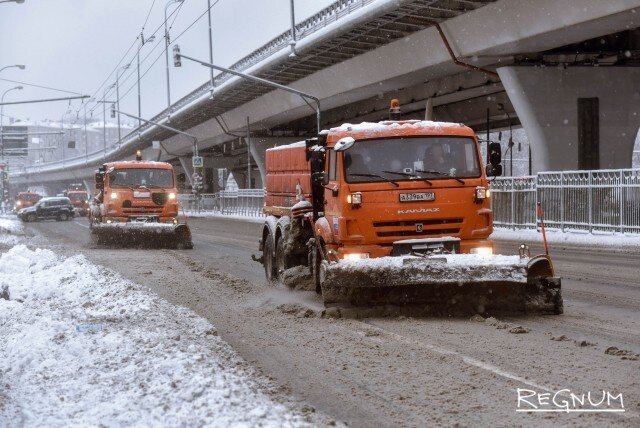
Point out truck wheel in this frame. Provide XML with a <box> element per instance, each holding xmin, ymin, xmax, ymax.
<box><xmin>58</xmin><ymin>212</ymin><xmax>69</xmax><ymax>221</ymax></box>
<box><xmin>263</xmin><ymin>232</ymin><xmax>277</xmax><ymax>283</ymax></box>
<box><xmin>275</xmin><ymin>235</ymin><xmax>288</xmax><ymax>283</ymax></box>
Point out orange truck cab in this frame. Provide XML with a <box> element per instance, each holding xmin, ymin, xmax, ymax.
<box><xmin>66</xmin><ymin>190</ymin><xmax>90</xmax><ymax>216</ymax></box>
<box><xmin>91</xmin><ymin>160</ymin><xmax>179</xmax><ymax>224</ymax></box>
<box><xmin>14</xmin><ymin>192</ymin><xmax>42</xmax><ymax>211</ymax></box>
<box><xmin>259</xmin><ymin>115</ymin><xmax>503</xmax><ymax>282</ymax></box>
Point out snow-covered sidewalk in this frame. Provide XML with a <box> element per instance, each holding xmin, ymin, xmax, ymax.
<box><xmin>491</xmin><ymin>227</ymin><xmax>640</xmax><ymax>250</ymax></box>
<box><xmin>0</xmin><ymin>219</ymin><xmax>310</xmax><ymax>427</ymax></box>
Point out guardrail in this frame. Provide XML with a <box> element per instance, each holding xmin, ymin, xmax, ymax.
<box><xmin>178</xmin><ymin>189</ymin><xmax>265</xmax><ymax>217</ymax></box>
<box><xmin>491</xmin><ymin>169</ymin><xmax>640</xmax><ymax>234</ymax></box>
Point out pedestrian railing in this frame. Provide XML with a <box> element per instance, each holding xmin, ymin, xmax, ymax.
<box><xmin>178</xmin><ymin>189</ymin><xmax>266</xmax><ymax>217</ymax></box>
<box><xmin>491</xmin><ymin>169</ymin><xmax>640</xmax><ymax>233</ymax></box>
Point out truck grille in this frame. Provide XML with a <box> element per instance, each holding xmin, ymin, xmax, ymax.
<box><xmin>122</xmin><ymin>207</ymin><xmax>164</xmax><ymax>214</ymax></box>
<box><xmin>373</xmin><ymin>218</ymin><xmax>462</xmax><ymax>238</ymax></box>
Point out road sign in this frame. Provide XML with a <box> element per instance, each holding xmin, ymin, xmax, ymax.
<box><xmin>192</xmin><ymin>156</ymin><xmax>204</xmax><ymax>168</ymax></box>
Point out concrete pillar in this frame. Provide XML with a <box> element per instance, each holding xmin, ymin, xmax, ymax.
<box><xmin>498</xmin><ymin>66</ymin><xmax>640</xmax><ymax>172</ymax></box>
<box><xmin>179</xmin><ymin>157</ymin><xmax>194</xmax><ymax>187</ymax></box>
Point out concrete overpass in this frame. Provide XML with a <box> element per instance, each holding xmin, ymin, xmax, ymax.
<box><xmin>12</xmin><ymin>0</ymin><xmax>640</xmax><ymax>190</ymax></box>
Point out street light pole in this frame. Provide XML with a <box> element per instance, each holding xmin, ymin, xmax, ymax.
<box><xmin>0</xmin><ymin>64</ymin><xmax>25</xmax><ymax>74</ymax></box>
<box><xmin>137</xmin><ymin>34</ymin><xmax>156</xmax><ymax>137</ymax></box>
<box><xmin>102</xmin><ymin>84</ymin><xmax>115</xmax><ymax>157</ymax></box>
<box><xmin>83</xmin><ymin>97</ymin><xmax>95</xmax><ymax>162</ymax></box>
<box><xmin>164</xmin><ymin>0</ymin><xmax>185</xmax><ymax>119</ymax></box>
<box><xmin>115</xmin><ymin>63</ymin><xmax>130</xmax><ymax>148</ymax></box>
<box><xmin>207</xmin><ymin>0</ymin><xmax>215</xmax><ymax>98</ymax></box>
<box><xmin>174</xmin><ymin>48</ymin><xmax>321</xmax><ymax>135</ymax></box>
<box><xmin>1</xmin><ymin>86</ymin><xmax>23</xmax><ymax>161</ymax></box>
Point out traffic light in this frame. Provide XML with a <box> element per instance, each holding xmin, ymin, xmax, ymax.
<box><xmin>173</xmin><ymin>45</ymin><xmax>182</xmax><ymax>67</ymax></box>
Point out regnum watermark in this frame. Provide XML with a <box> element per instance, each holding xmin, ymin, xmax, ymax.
<box><xmin>517</xmin><ymin>388</ymin><xmax>625</xmax><ymax>413</ymax></box>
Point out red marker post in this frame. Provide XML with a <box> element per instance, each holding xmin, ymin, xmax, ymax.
<box><xmin>537</xmin><ymin>202</ymin><xmax>549</xmax><ymax>256</ymax></box>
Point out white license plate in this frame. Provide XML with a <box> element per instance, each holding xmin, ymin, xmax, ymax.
<box><xmin>133</xmin><ymin>191</ymin><xmax>151</xmax><ymax>198</ymax></box>
<box><xmin>400</xmin><ymin>192</ymin><xmax>435</xmax><ymax>202</ymax></box>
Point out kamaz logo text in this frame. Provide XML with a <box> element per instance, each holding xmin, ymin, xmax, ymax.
<box><xmin>398</xmin><ymin>208</ymin><xmax>440</xmax><ymax>215</ymax></box>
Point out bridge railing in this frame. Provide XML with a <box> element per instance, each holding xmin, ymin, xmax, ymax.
<box><xmin>178</xmin><ymin>189</ymin><xmax>266</xmax><ymax>217</ymax></box>
<box><xmin>491</xmin><ymin>169</ymin><xmax>640</xmax><ymax>234</ymax></box>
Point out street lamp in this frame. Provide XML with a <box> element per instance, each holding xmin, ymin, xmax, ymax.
<box><xmin>115</xmin><ymin>63</ymin><xmax>131</xmax><ymax>147</ymax></box>
<box><xmin>164</xmin><ymin>0</ymin><xmax>185</xmax><ymax>119</ymax></box>
<box><xmin>1</xmin><ymin>85</ymin><xmax>23</xmax><ymax>161</ymax></box>
<box><xmin>83</xmin><ymin>97</ymin><xmax>96</xmax><ymax>161</ymax></box>
<box><xmin>0</xmin><ymin>64</ymin><xmax>25</xmax><ymax>74</ymax></box>
<box><xmin>137</xmin><ymin>34</ymin><xmax>156</xmax><ymax>135</ymax></box>
<box><xmin>102</xmin><ymin>84</ymin><xmax>115</xmax><ymax>156</ymax></box>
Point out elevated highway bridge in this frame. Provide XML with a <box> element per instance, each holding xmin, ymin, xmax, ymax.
<box><xmin>11</xmin><ymin>0</ymin><xmax>640</xmax><ymax>192</ymax></box>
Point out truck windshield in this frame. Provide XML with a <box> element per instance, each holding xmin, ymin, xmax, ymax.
<box><xmin>20</xmin><ymin>194</ymin><xmax>40</xmax><ymax>202</ymax></box>
<box><xmin>343</xmin><ymin>137</ymin><xmax>480</xmax><ymax>183</ymax></box>
<box><xmin>108</xmin><ymin>168</ymin><xmax>174</xmax><ymax>189</ymax></box>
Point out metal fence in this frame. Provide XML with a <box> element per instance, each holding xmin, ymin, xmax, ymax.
<box><xmin>178</xmin><ymin>189</ymin><xmax>266</xmax><ymax>217</ymax></box>
<box><xmin>491</xmin><ymin>169</ymin><xmax>640</xmax><ymax>233</ymax></box>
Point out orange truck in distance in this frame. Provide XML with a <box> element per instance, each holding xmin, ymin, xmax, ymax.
<box><xmin>256</xmin><ymin>102</ymin><xmax>562</xmax><ymax>315</ymax></box>
<box><xmin>66</xmin><ymin>190</ymin><xmax>90</xmax><ymax>216</ymax></box>
<box><xmin>90</xmin><ymin>154</ymin><xmax>192</xmax><ymax>249</ymax></box>
<box><xmin>14</xmin><ymin>191</ymin><xmax>42</xmax><ymax>211</ymax></box>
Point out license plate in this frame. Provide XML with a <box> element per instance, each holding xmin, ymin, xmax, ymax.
<box><xmin>400</xmin><ymin>192</ymin><xmax>435</xmax><ymax>202</ymax></box>
<box><xmin>133</xmin><ymin>191</ymin><xmax>151</xmax><ymax>198</ymax></box>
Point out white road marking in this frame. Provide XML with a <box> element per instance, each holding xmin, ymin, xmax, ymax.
<box><xmin>74</xmin><ymin>221</ymin><xmax>89</xmax><ymax>229</ymax></box>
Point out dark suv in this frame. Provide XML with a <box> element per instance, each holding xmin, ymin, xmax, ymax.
<box><xmin>18</xmin><ymin>197</ymin><xmax>75</xmax><ymax>222</ymax></box>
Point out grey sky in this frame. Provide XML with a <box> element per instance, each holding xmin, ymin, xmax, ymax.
<box><xmin>0</xmin><ymin>0</ymin><xmax>334</xmax><ymax>124</ymax></box>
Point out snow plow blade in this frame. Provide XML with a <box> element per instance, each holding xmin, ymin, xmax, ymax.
<box><xmin>320</xmin><ymin>254</ymin><xmax>562</xmax><ymax>315</ymax></box>
<box><xmin>91</xmin><ymin>223</ymin><xmax>193</xmax><ymax>249</ymax></box>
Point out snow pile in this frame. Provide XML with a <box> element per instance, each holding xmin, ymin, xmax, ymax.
<box><xmin>491</xmin><ymin>227</ymin><xmax>640</xmax><ymax>250</ymax></box>
<box><xmin>0</xmin><ymin>245</ymin><xmax>309</xmax><ymax>427</ymax></box>
<box><xmin>0</xmin><ymin>216</ymin><xmax>24</xmax><ymax>245</ymax></box>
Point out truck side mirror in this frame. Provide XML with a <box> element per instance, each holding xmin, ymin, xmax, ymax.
<box><xmin>486</xmin><ymin>142</ymin><xmax>503</xmax><ymax>177</ymax></box>
<box><xmin>313</xmin><ymin>172</ymin><xmax>329</xmax><ymax>186</ymax></box>
<box><xmin>95</xmin><ymin>172</ymin><xmax>104</xmax><ymax>190</ymax></box>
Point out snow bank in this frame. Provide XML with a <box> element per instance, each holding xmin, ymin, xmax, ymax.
<box><xmin>0</xmin><ymin>216</ymin><xmax>24</xmax><ymax>245</ymax></box>
<box><xmin>0</xmin><ymin>245</ymin><xmax>309</xmax><ymax>427</ymax></box>
<box><xmin>491</xmin><ymin>227</ymin><xmax>640</xmax><ymax>250</ymax></box>
<box><xmin>184</xmin><ymin>211</ymin><xmax>266</xmax><ymax>223</ymax></box>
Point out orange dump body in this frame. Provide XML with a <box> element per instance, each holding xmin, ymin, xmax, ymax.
<box><xmin>15</xmin><ymin>192</ymin><xmax>42</xmax><ymax>210</ymax></box>
<box><xmin>100</xmin><ymin>161</ymin><xmax>179</xmax><ymax>223</ymax></box>
<box><xmin>264</xmin><ymin>120</ymin><xmax>493</xmax><ymax>258</ymax></box>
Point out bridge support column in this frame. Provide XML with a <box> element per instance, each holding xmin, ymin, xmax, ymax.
<box><xmin>498</xmin><ymin>66</ymin><xmax>640</xmax><ymax>172</ymax></box>
<box><xmin>179</xmin><ymin>157</ymin><xmax>194</xmax><ymax>187</ymax></box>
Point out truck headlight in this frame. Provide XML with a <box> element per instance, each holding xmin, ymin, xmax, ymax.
<box><xmin>343</xmin><ymin>253</ymin><xmax>369</xmax><ymax>261</ymax></box>
<box><xmin>168</xmin><ymin>192</ymin><xmax>176</xmax><ymax>200</ymax></box>
<box><xmin>110</xmin><ymin>192</ymin><xmax>118</xmax><ymax>200</ymax></box>
<box><xmin>16</xmin><ymin>201</ymin><xmax>22</xmax><ymax>207</ymax></box>
<box><xmin>470</xmin><ymin>247</ymin><xmax>493</xmax><ymax>256</ymax></box>
<box><xmin>475</xmin><ymin>186</ymin><xmax>490</xmax><ymax>202</ymax></box>
<box><xmin>346</xmin><ymin>192</ymin><xmax>362</xmax><ymax>208</ymax></box>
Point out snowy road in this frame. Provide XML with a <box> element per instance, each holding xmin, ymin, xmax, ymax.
<box><xmin>15</xmin><ymin>217</ymin><xmax>640</xmax><ymax>426</ymax></box>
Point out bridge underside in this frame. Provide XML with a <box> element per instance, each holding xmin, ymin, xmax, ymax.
<box><xmin>12</xmin><ymin>0</ymin><xmax>640</xmax><ymax>191</ymax></box>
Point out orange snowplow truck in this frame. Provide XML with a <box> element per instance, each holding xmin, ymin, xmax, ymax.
<box><xmin>14</xmin><ymin>191</ymin><xmax>42</xmax><ymax>211</ymax></box>
<box><xmin>66</xmin><ymin>190</ymin><xmax>90</xmax><ymax>216</ymax></box>
<box><xmin>90</xmin><ymin>155</ymin><xmax>192</xmax><ymax>249</ymax></box>
<box><xmin>256</xmin><ymin>102</ymin><xmax>562</xmax><ymax>314</ymax></box>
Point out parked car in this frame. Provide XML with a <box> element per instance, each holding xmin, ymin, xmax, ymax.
<box><xmin>18</xmin><ymin>197</ymin><xmax>75</xmax><ymax>222</ymax></box>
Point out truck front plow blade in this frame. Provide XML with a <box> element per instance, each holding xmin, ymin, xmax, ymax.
<box><xmin>320</xmin><ymin>254</ymin><xmax>562</xmax><ymax>315</ymax></box>
<box><xmin>91</xmin><ymin>223</ymin><xmax>193</xmax><ymax>249</ymax></box>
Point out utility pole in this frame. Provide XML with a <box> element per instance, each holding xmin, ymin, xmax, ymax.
<box><xmin>207</xmin><ymin>0</ymin><xmax>215</xmax><ymax>98</ymax></box>
<box><xmin>115</xmin><ymin>63</ymin><xmax>130</xmax><ymax>148</ymax></box>
<box><xmin>246</xmin><ymin>116</ymin><xmax>251</xmax><ymax>189</ymax></box>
